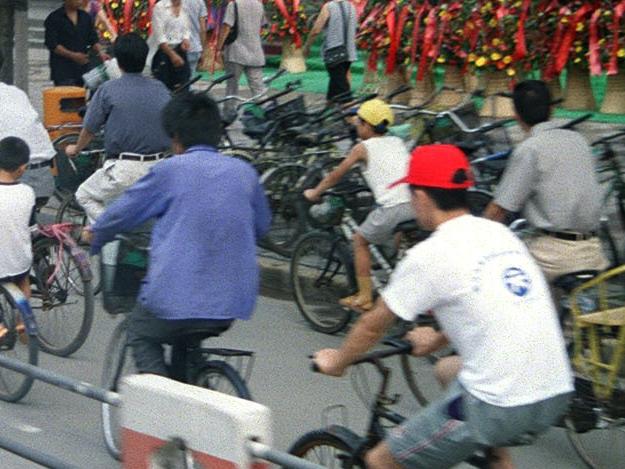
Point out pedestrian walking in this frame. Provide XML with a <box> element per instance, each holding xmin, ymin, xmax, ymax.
<box><xmin>303</xmin><ymin>0</ymin><xmax>357</xmax><ymax>104</ymax></box>
<box><xmin>44</xmin><ymin>0</ymin><xmax>109</xmax><ymax>86</ymax></box>
<box><xmin>183</xmin><ymin>0</ymin><xmax>208</xmax><ymax>75</ymax></box>
<box><xmin>216</xmin><ymin>0</ymin><xmax>267</xmax><ymax>120</ymax></box>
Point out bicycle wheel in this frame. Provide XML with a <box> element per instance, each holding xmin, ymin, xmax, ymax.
<box><xmin>399</xmin><ymin>347</ymin><xmax>454</xmax><ymax>406</ymax></box>
<box><xmin>193</xmin><ymin>360</ymin><xmax>252</xmax><ymax>400</ymax></box>
<box><xmin>0</xmin><ymin>285</ymin><xmax>38</xmax><ymax>402</ymax></box>
<box><xmin>566</xmin><ymin>416</ymin><xmax>625</xmax><ymax>468</ymax></box>
<box><xmin>55</xmin><ymin>194</ymin><xmax>102</xmax><ymax>296</ymax></box>
<box><xmin>30</xmin><ymin>237</ymin><xmax>94</xmax><ymax>357</ymax></box>
<box><xmin>288</xmin><ymin>430</ymin><xmax>360</xmax><ymax>468</ymax></box>
<box><xmin>101</xmin><ymin>318</ymin><xmax>134</xmax><ymax>460</ymax></box>
<box><xmin>290</xmin><ymin>232</ymin><xmax>355</xmax><ymax>334</ymax></box>
<box><xmin>259</xmin><ymin>164</ymin><xmax>308</xmax><ymax>256</ymax></box>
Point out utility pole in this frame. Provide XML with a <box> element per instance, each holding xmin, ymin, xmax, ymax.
<box><xmin>15</xmin><ymin>0</ymin><xmax>29</xmax><ymax>92</ymax></box>
<box><xmin>0</xmin><ymin>0</ymin><xmax>16</xmax><ymax>84</ymax></box>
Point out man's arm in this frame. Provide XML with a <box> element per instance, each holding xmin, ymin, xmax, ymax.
<box><xmin>303</xmin><ymin>4</ymin><xmax>330</xmax><ymax>57</ymax></box>
<box><xmin>314</xmin><ymin>298</ymin><xmax>398</xmax><ymax>376</ymax></box>
<box><xmin>65</xmin><ymin>87</ymin><xmax>108</xmax><ymax>157</ymax></box>
<box><xmin>253</xmin><ymin>177</ymin><xmax>272</xmax><ymax>240</ymax></box>
<box><xmin>303</xmin><ymin>143</ymin><xmax>366</xmax><ymax>202</ymax></box>
<box><xmin>65</xmin><ymin>128</ymin><xmax>96</xmax><ymax>158</ymax></box>
<box><xmin>483</xmin><ymin>201</ymin><xmax>511</xmax><ymax>223</ymax></box>
<box><xmin>90</xmin><ymin>168</ymin><xmax>170</xmax><ymax>254</ymax></box>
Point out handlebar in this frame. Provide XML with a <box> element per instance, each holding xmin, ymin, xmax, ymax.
<box><xmin>310</xmin><ymin>339</ymin><xmax>413</xmax><ymax>373</ymax></box>
<box><xmin>559</xmin><ymin>112</ymin><xmax>593</xmax><ymax>130</ymax></box>
<box><xmin>592</xmin><ymin>129</ymin><xmax>625</xmax><ymax>146</ymax></box>
<box><xmin>385</xmin><ymin>84</ymin><xmax>412</xmax><ymax>101</ymax></box>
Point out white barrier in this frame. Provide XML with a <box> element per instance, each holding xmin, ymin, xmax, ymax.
<box><xmin>121</xmin><ymin>375</ymin><xmax>272</xmax><ymax>469</ymax></box>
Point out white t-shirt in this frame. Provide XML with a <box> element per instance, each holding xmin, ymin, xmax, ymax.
<box><xmin>361</xmin><ymin>136</ymin><xmax>411</xmax><ymax>207</ymax></box>
<box><xmin>0</xmin><ymin>83</ymin><xmax>56</xmax><ymax>164</ymax></box>
<box><xmin>0</xmin><ymin>183</ymin><xmax>35</xmax><ymax>277</ymax></box>
<box><xmin>382</xmin><ymin>215</ymin><xmax>573</xmax><ymax>407</ymax></box>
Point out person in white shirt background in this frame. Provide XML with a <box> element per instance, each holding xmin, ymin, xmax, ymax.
<box><xmin>182</xmin><ymin>0</ymin><xmax>208</xmax><ymax>76</ymax></box>
<box><xmin>148</xmin><ymin>0</ymin><xmax>192</xmax><ymax>90</ymax></box>
<box><xmin>0</xmin><ymin>50</ymin><xmax>56</xmax><ymax>209</ymax></box>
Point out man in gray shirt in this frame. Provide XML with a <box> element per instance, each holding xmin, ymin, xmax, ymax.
<box><xmin>66</xmin><ymin>33</ymin><xmax>171</xmax><ymax>222</ymax></box>
<box><xmin>484</xmin><ymin>80</ymin><xmax>609</xmax><ymax>281</ymax></box>
<box><xmin>216</xmin><ymin>0</ymin><xmax>266</xmax><ymax>118</ymax></box>
<box><xmin>184</xmin><ymin>0</ymin><xmax>208</xmax><ymax>74</ymax></box>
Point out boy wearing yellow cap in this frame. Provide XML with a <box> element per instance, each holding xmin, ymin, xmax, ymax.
<box><xmin>304</xmin><ymin>99</ymin><xmax>413</xmax><ymax>310</ymax></box>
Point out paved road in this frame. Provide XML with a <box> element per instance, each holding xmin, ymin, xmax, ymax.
<box><xmin>0</xmin><ymin>263</ymin><xmax>606</xmax><ymax>468</ymax></box>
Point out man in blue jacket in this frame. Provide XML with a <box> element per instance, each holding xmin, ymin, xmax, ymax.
<box><xmin>89</xmin><ymin>92</ymin><xmax>271</xmax><ymax>376</ymax></box>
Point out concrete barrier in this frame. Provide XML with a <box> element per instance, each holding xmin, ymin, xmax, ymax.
<box><xmin>121</xmin><ymin>375</ymin><xmax>272</xmax><ymax>469</ymax></box>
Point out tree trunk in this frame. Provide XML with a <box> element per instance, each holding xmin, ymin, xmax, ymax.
<box><xmin>0</xmin><ymin>0</ymin><xmax>16</xmax><ymax>84</ymax></box>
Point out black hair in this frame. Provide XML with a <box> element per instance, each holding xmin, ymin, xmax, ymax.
<box><xmin>512</xmin><ymin>80</ymin><xmax>552</xmax><ymax>126</ymax></box>
<box><xmin>410</xmin><ymin>185</ymin><xmax>469</xmax><ymax>211</ymax></box>
<box><xmin>162</xmin><ymin>92</ymin><xmax>222</xmax><ymax>148</ymax></box>
<box><xmin>113</xmin><ymin>33</ymin><xmax>148</xmax><ymax>73</ymax></box>
<box><xmin>0</xmin><ymin>49</ymin><xmax>4</xmax><ymax>72</ymax></box>
<box><xmin>0</xmin><ymin>137</ymin><xmax>30</xmax><ymax>171</ymax></box>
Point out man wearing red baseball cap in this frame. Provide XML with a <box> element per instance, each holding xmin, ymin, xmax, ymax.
<box><xmin>313</xmin><ymin>144</ymin><xmax>573</xmax><ymax>469</ymax></box>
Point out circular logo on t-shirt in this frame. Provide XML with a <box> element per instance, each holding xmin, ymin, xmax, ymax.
<box><xmin>503</xmin><ymin>267</ymin><xmax>532</xmax><ymax>297</ymax></box>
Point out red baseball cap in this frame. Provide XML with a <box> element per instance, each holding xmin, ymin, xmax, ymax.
<box><xmin>390</xmin><ymin>144</ymin><xmax>474</xmax><ymax>189</ymax></box>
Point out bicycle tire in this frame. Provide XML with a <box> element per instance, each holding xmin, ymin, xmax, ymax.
<box><xmin>193</xmin><ymin>360</ymin><xmax>252</xmax><ymax>400</ymax></box>
<box><xmin>55</xmin><ymin>194</ymin><xmax>102</xmax><ymax>296</ymax></box>
<box><xmin>0</xmin><ymin>285</ymin><xmax>39</xmax><ymax>402</ymax></box>
<box><xmin>565</xmin><ymin>415</ymin><xmax>625</xmax><ymax>469</ymax></box>
<box><xmin>399</xmin><ymin>349</ymin><xmax>452</xmax><ymax>407</ymax></box>
<box><xmin>101</xmin><ymin>318</ymin><xmax>132</xmax><ymax>460</ymax></box>
<box><xmin>31</xmin><ymin>237</ymin><xmax>94</xmax><ymax>357</ymax></box>
<box><xmin>259</xmin><ymin>164</ymin><xmax>308</xmax><ymax>257</ymax></box>
<box><xmin>290</xmin><ymin>232</ymin><xmax>355</xmax><ymax>334</ymax></box>
<box><xmin>288</xmin><ymin>430</ymin><xmax>360</xmax><ymax>468</ymax></box>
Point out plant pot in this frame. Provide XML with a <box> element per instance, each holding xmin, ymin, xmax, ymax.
<box><xmin>410</xmin><ymin>74</ymin><xmax>435</xmax><ymax>107</ymax></box>
<box><xmin>479</xmin><ymin>70</ymin><xmax>515</xmax><ymax>117</ymax></box>
<box><xmin>384</xmin><ymin>68</ymin><xmax>410</xmax><ymax>104</ymax></box>
<box><xmin>430</xmin><ymin>65</ymin><xmax>465</xmax><ymax>110</ymax></box>
<box><xmin>562</xmin><ymin>67</ymin><xmax>596</xmax><ymax>111</ymax></box>
<box><xmin>600</xmin><ymin>72</ymin><xmax>625</xmax><ymax>114</ymax></box>
<box><xmin>280</xmin><ymin>41</ymin><xmax>306</xmax><ymax>74</ymax></box>
<box><xmin>544</xmin><ymin>76</ymin><xmax>563</xmax><ymax>102</ymax></box>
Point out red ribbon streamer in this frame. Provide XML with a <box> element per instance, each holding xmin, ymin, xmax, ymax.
<box><xmin>417</xmin><ymin>8</ymin><xmax>437</xmax><ymax>81</ymax></box>
<box><xmin>386</xmin><ymin>3</ymin><xmax>410</xmax><ymax>75</ymax></box>
<box><xmin>554</xmin><ymin>4</ymin><xmax>592</xmax><ymax>74</ymax></box>
<box><xmin>589</xmin><ymin>8</ymin><xmax>602</xmax><ymax>76</ymax></box>
<box><xmin>410</xmin><ymin>1</ymin><xmax>427</xmax><ymax>78</ymax></box>
<box><xmin>123</xmin><ymin>0</ymin><xmax>133</xmax><ymax>34</ymax></box>
<box><xmin>608</xmin><ymin>1</ymin><xmax>625</xmax><ymax>75</ymax></box>
<box><xmin>273</xmin><ymin>0</ymin><xmax>302</xmax><ymax>48</ymax></box>
<box><xmin>513</xmin><ymin>0</ymin><xmax>531</xmax><ymax>61</ymax></box>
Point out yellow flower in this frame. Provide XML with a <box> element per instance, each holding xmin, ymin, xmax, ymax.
<box><xmin>475</xmin><ymin>57</ymin><xmax>488</xmax><ymax>67</ymax></box>
<box><xmin>482</xmin><ymin>45</ymin><xmax>489</xmax><ymax>52</ymax></box>
<box><xmin>599</xmin><ymin>38</ymin><xmax>606</xmax><ymax>45</ymax></box>
<box><xmin>492</xmin><ymin>38</ymin><xmax>501</xmax><ymax>46</ymax></box>
<box><xmin>111</xmin><ymin>2</ymin><xmax>118</xmax><ymax>8</ymax></box>
<box><xmin>503</xmin><ymin>55</ymin><xmax>512</xmax><ymax>64</ymax></box>
<box><xmin>134</xmin><ymin>1</ymin><xmax>140</xmax><ymax>7</ymax></box>
<box><xmin>576</xmin><ymin>23</ymin><xmax>584</xmax><ymax>32</ymax></box>
<box><xmin>490</xmin><ymin>52</ymin><xmax>502</xmax><ymax>61</ymax></box>
<box><xmin>618</xmin><ymin>48</ymin><xmax>625</xmax><ymax>58</ymax></box>
<box><xmin>437</xmin><ymin>57</ymin><xmax>446</xmax><ymax>63</ymax></box>
<box><xmin>574</xmin><ymin>57</ymin><xmax>582</xmax><ymax>64</ymax></box>
<box><xmin>468</xmin><ymin>53</ymin><xmax>478</xmax><ymax>62</ymax></box>
<box><xmin>488</xmin><ymin>18</ymin><xmax>497</xmax><ymax>27</ymax></box>
<box><xmin>561</xmin><ymin>17</ymin><xmax>569</xmax><ymax>24</ymax></box>
<box><xmin>575</xmin><ymin>46</ymin><xmax>583</xmax><ymax>53</ymax></box>
<box><xmin>506</xmin><ymin>68</ymin><xmax>516</xmax><ymax>77</ymax></box>
<box><xmin>603</xmin><ymin>10</ymin><xmax>612</xmax><ymax>16</ymax></box>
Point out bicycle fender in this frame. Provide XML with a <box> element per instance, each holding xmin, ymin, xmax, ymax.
<box><xmin>324</xmin><ymin>425</ymin><xmax>363</xmax><ymax>450</ymax></box>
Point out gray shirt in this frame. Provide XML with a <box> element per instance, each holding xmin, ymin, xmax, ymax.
<box><xmin>223</xmin><ymin>0</ymin><xmax>266</xmax><ymax>67</ymax></box>
<box><xmin>84</xmin><ymin>73</ymin><xmax>171</xmax><ymax>156</ymax></box>
<box><xmin>494</xmin><ymin>121</ymin><xmax>603</xmax><ymax>232</ymax></box>
<box><xmin>322</xmin><ymin>0</ymin><xmax>357</xmax><ymax>62</ymax></box>
<box><xmin>184</xmin><ymin>0</ymin><xmax>208</xmax><ymax>53</ymax></box>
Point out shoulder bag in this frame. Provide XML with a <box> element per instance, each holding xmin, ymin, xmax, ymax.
<box><xmin>323</xmin><ymin>1</ymin><xmax>350</xmax><ymax>66</ymax></box>
<box><xmin>224</xmin><ymin>0</ymin><xmax>239</xmax><ymax>46</ymax></box>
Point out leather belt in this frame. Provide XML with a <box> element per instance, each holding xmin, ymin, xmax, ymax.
<box><xmin>28</xmin><ymin>159</ymin><xmax>53</xmax><ymax>170</ymax></box>
<box><xmin>106</xmin><ymin>152</ymin><xmax>167</xmax><ymax>162</ymax></box>
<box><xmin>539</xmin><ymin>229</ymin><xmax>597</xmax><ymax>241</ymax></box>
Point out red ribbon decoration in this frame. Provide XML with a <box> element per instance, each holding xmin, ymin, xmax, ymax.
<box><xmin>462</xmin><ymin>8</ymin><xmax>481</xmax><ymax>74</ymax></box>
<box><xmin>513</xmin><ymin>0</ymin><xmax>531</xmax><ymax>61</ymax></box>
<box><xmin>123</xmin><ymin>0</ymin><xmax>133</xmax><ymax>34</ymax></box>
<box><xmin>273</xmin><ymin>0</ymin><xmax>302</xmax><ymax>48</ymax></box>
<box><xmin>386</xmin><ymin>3</ymin><xmax>410</xmax><ymax>75</ymax></box>
<box><xmin>359</xmin><ymin>3</ymin><xmax>384</xmax><ymax>71</ymax></box>
<box><xmin>608</xmin><ymin>1</ymin><xmax>625</xmax><ymax>75</ymax></box>
<box><xmin>417</xmin><ymin>8</ymin><xmax>437</xmax><ymax>81</ymax></box>
<box><xmin>589</xmin><ymin>8</ymin><xmax>602</xmax><ymax>76</ymax></box>
<box><xmin>554</xmin><ymin>4</ymin><xmax>592</xmax><ymax>74</ymax></box>
<box><xmin>410</xmin><ymin>1</ymin><xmax>428</xmax><ymax>78</ymax></box>
<box><xmin>351</xmin><ymin>0</ymin><xmax>367</xmax><ymax>19</ymax></box>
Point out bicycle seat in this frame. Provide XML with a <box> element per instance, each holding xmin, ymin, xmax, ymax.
<box><xmin>170</xmin><ymin>326</ymin><xmax>232</xmax><ymax>347</ymax></box>
<box><xmin>552</xmin><ymin>270</ymin><xmax>599</xmax><ymax>294</ymax></box>
<box><xmin>393</xmin><ymin>220</ymin><xmax>419</xmax><ymax>233</ymax></box>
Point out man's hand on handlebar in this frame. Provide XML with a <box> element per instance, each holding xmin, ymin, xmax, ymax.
<box><xmin>312</xmin><ymin>348</ymin><xmax>348</xmax><ymax>377</ymax></box>
<box><xmin>303</xmin><ymin>188</ymin><xmax>321</xmax><ymax>203</ymax></box>
<box><xmin>64</xmin><ymin>144</ymin><xmax>79</xmax><ymax>158</ymax></box>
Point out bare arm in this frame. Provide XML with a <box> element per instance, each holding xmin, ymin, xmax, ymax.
<box><xmin>303</xmin><ymin>4</ymin><xmax>330</xmax><ymax>56</ymax></box>
<box><xmin>304</xmin><ymin>143</ymin><xmax>367</xmax><ymax>201</ymax></box>
<box><xmin>199</xmin><ymin>15</ymin><xmax>207</xmax><ymax>50</ymax></box>
<box><xmin>216</xmin><ymin>24</ymin><xmax>231</xmax><ymax>51</ymax></box>
<box><xmin>314</xmin><ymin>298</ymin><xmax>398</xmax><ymax>376</ymax></box>
<box><xmin>53</xmin><ymin>45</ymin><xmax>89</xmax><ymax>64</ymax></box>
<box><xmin>483</xmin><ymin>201</ymin><xmax>510</xmax><ymax>224</ymax></box>
<box><xmin>64</xmin><ymin>128</ymin><xmax>96</xmax><ymax>158</ymax></box>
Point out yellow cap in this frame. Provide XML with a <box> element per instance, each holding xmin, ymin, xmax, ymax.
<box><xmin>357</xmin><ymin>98</ymin><xmax>394</xmax><ymax>128</ymax></box>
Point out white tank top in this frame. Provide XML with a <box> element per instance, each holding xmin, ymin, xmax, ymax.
<box><xmin>361</xmin><ymin>136</ymin><xmax>411</xmax><ymax>207</ymax></box>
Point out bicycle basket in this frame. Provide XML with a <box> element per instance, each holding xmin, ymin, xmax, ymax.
<box><xmin>429</xmin><ymin>102</ymin><xmax>481</xmax><ymax>143</ymax></box>
<box><xmin>308</xmin><ymin>195</ymin><xmax>345</xmax><ymax>227</ymax></box>
<box><xmin>54</xmin><ymin>151</ymin><xmax>100</xmax><ymax>194</ymax></box>
<box><xmin>100</xmin><ymin>232</ymin><xmax>150</xmax><ymax>315</ymax></box>
<box><xmin>264</xmin><ymin>95</ymin><xmax>307</xmax><ymax>129</ymax></box>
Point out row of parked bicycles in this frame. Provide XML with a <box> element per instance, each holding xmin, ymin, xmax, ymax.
<box><xmin>1</xmin><ymin>70</ymin><xmax>624</xmax><ymax>467</ymax></box>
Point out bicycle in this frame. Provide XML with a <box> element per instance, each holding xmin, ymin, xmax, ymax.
<box><xmin>99</xmin><ymin>234</ymin><xmax>254</xmax><ymax>460</ymax></box>
<box><xmin>288</xmin><ymin>338</ymin><xmax>534</xmax><ymax>468</ymax></box>
<box><xmin>0</xmin><ymin>282</ymin><xmax>39</xmax><ymax>402</ymax></box>
<box><xmin>30</xmin><ymin>223</ymin><xmax>94</xmax><ymax>357</ymax></box>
